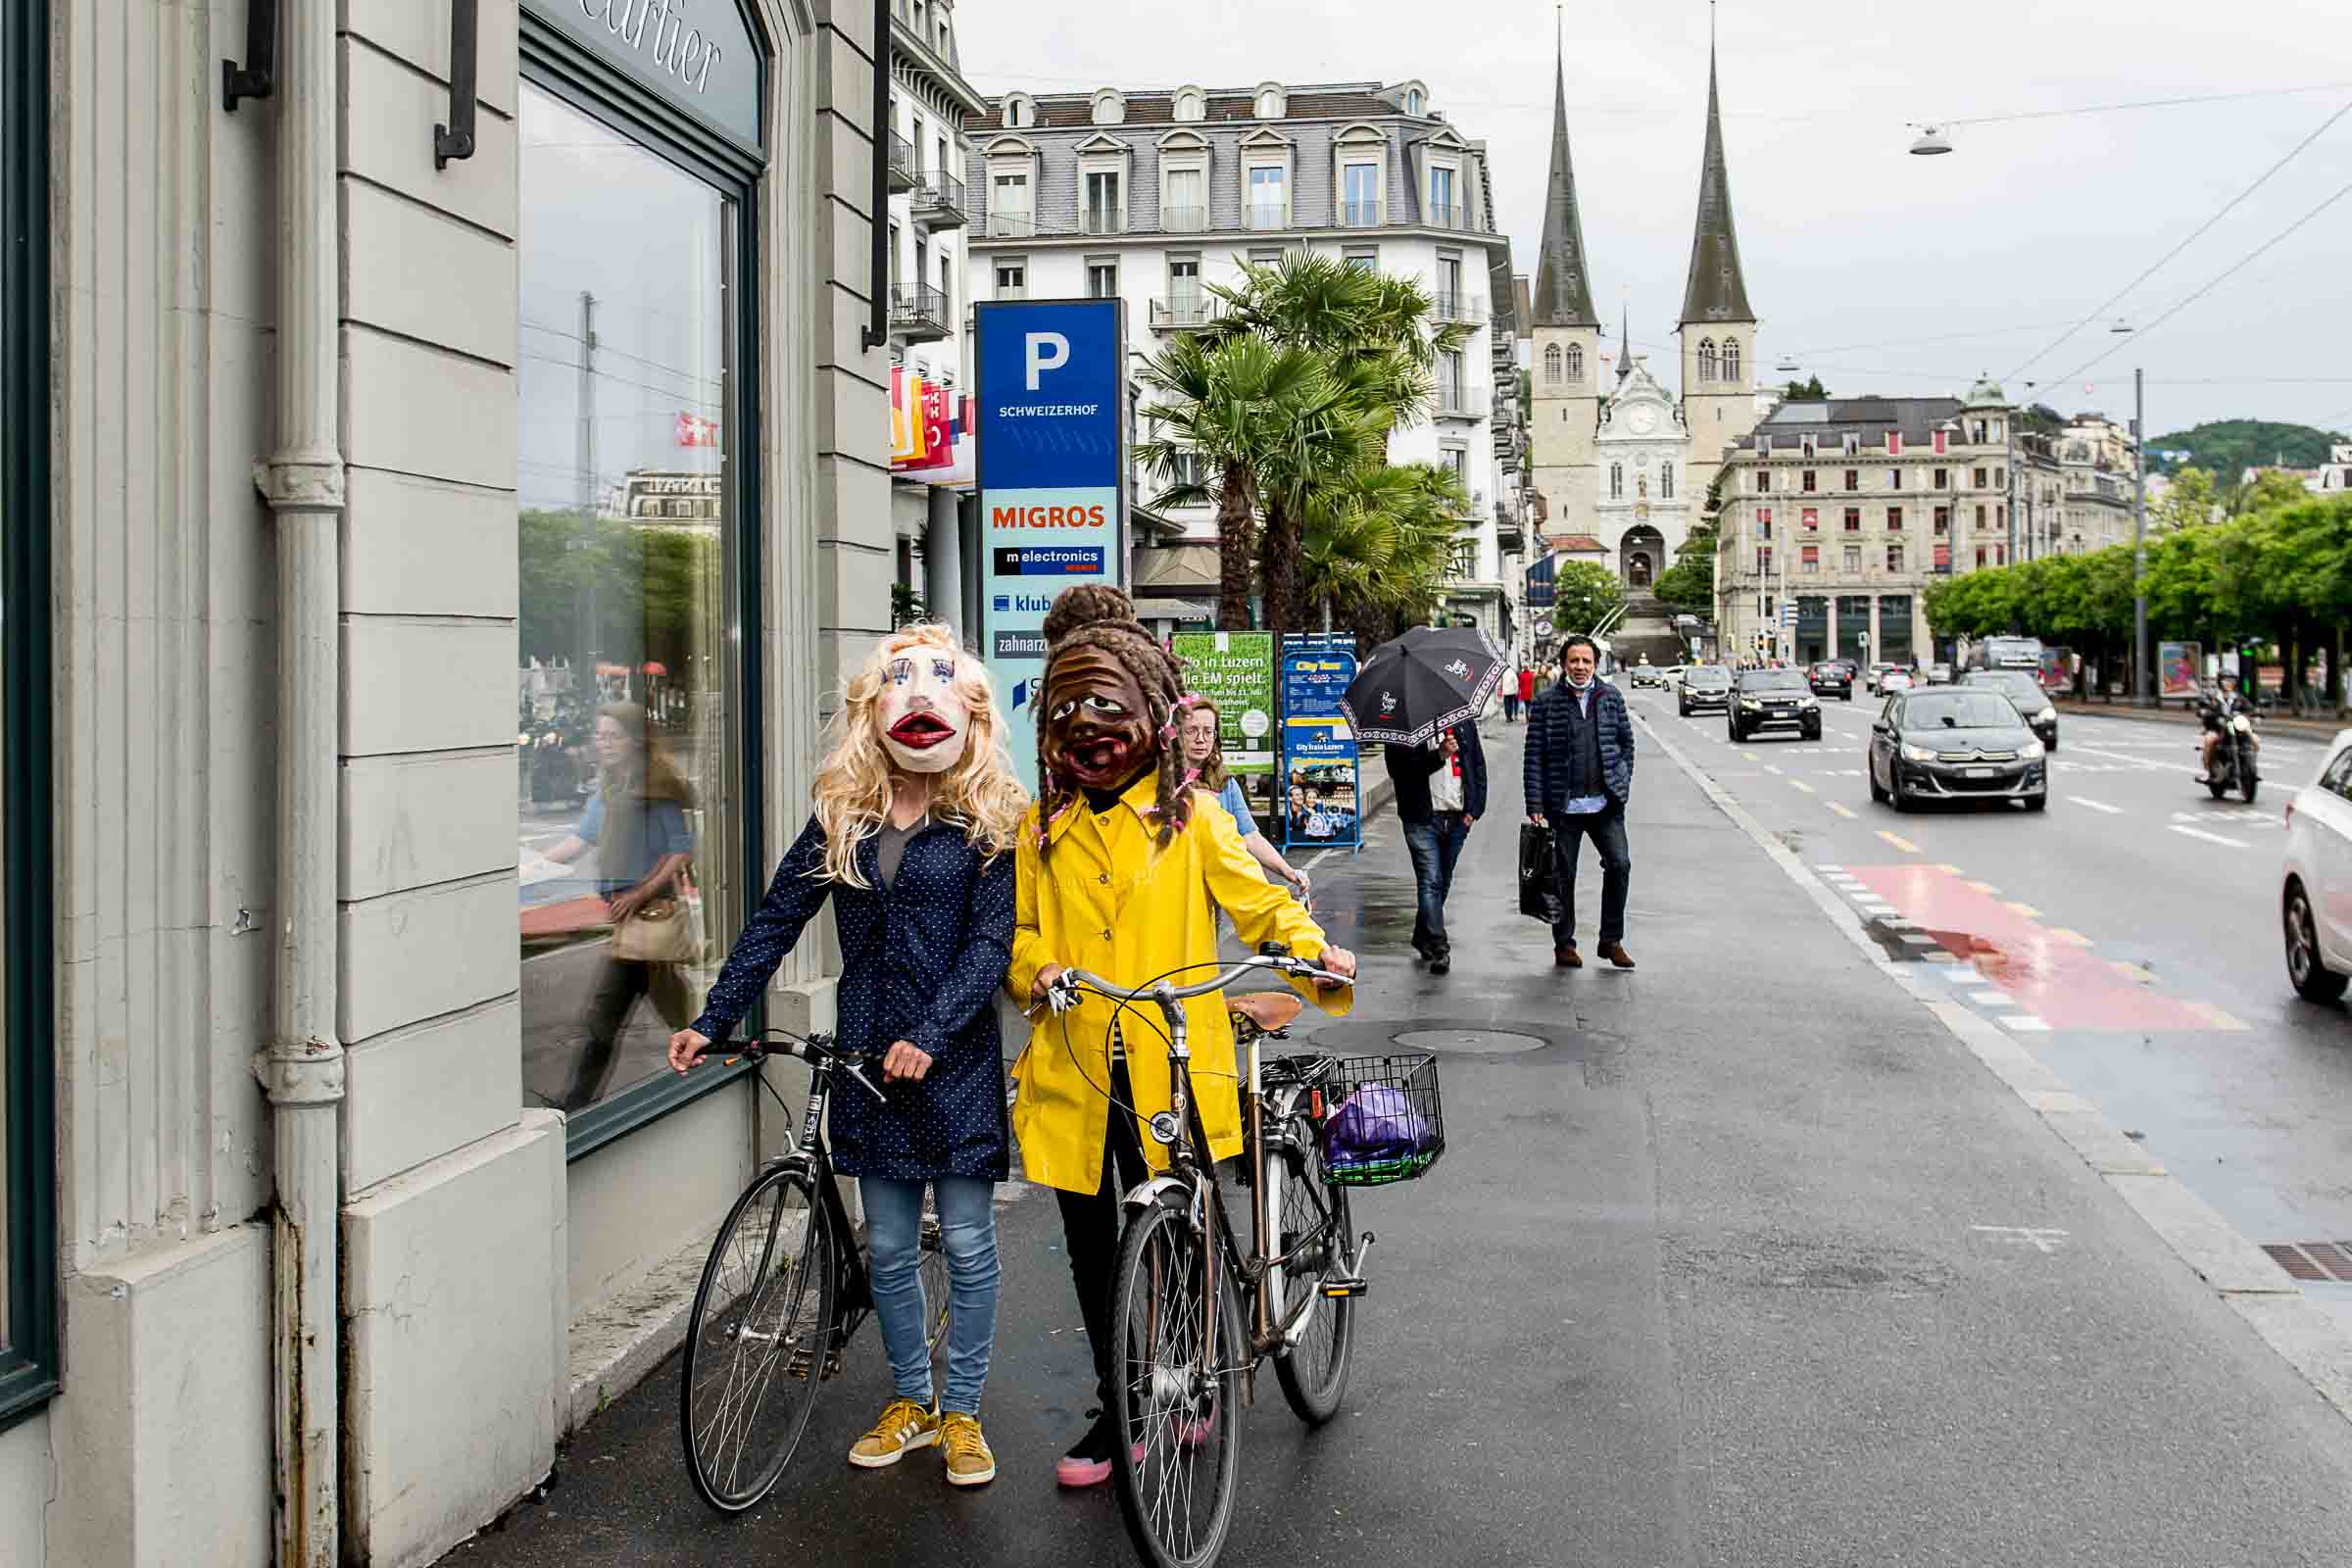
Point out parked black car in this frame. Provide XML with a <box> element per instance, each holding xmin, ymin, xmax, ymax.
<box><xmin>1730</xmin><ymin>668</ymin><xmax>1823</xmax><ymax>742</ymax></box>
<box><xmin>1808</xmin><ymin>662</ymin><xmax>1854</xmax><ymax>701</ymax></box>
<box><xmin>1958</xmin><ymin>668</ymin><xmax>2059</xmax><ymax>752</ymax></box>
<box><xmin>1869</xmin><ymin>688</ymin><xmax>2049</xmax><ymax>811</ymax></box>
<box><xmin>1679</xmin><ymin>664</ymin><xmax>1733</xmax><ymax>715</ymax></box>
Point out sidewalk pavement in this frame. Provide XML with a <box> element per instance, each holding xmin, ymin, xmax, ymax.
<box><xmin>2053</xmin><ymin>695</ymin><xmax>2348</xmax><ymax>740</ymax></box>
<box><xmin>443</xmin><ymin>723</ymin><xmax>2352</xmax><ymax>1568</ymax></box>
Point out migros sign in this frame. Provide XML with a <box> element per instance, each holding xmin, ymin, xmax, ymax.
<box><xmin>990</xmin><ymin>502</ymin><xmax>1108</xmax><ymax>529</ymax></box>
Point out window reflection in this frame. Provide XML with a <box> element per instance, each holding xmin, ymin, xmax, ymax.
<box><xmin>514</xmin><ymin>84</ymin><xmax>737</xmax><ymax>1116</ymax></box>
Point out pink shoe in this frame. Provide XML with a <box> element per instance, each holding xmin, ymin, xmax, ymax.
<box><xmin>1055</xmin><ymin>1410</ymin><xmax>1129</xmax><ymax>1489</ymax></box>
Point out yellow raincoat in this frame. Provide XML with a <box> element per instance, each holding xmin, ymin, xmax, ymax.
<box><xmin>1007</xmin><ymin>774</ymin><xmax>1351</xmax><ymax>1196</ymax></box>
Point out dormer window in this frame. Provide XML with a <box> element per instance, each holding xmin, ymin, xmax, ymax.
<box><xmin>1253</xmin><ymin>82</ymin><xmax>1287</xmax><ymax>119</ymax></box>
<box><xmin>1173</xmin><ymin>86</ymin><xmax>1204</xmax><ymax>122</ymax></box>
<box><xmin>1002</xmin><ymin>93</ymin><xmax>1034</xmax><ymax>129</ymax></box>
<box><xmin>1092</xmin><ymin>89</ymin><xmax>1125</xmax><ymax>126</ymax></box>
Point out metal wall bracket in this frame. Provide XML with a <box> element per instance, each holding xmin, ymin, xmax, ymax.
<box><xmin>433</xmin><ymin>0</ymin><xmax>480</xmax><ymax>170</ymax></box>
<box><xmin>221</xmin><ymin>0</ymin><xmax>276</xmax><ymax>113</ymax></box>
<box><xmin>859</xmin><ymin>0</ymin><xmax>890</xmax><ymax>351</ymax></box>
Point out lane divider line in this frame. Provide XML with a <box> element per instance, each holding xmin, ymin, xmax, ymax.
<box><xmin>2069</xmin><ymin>797</ymin><xmax>2124</xmax><ymax>814</ymax></box>
<box><xmin>2184</xmin><ymin>1001</ymin><xmax>2253</xmax><ymax>1033</ymax></box>
<box><xmin>2047</xmin><ymin>928</ymin><xmax>2093</xmax><ymax>947</ymax></box>
<box><xmin>1878</xmin><ymin>830</ymin><xmax>1921</xmax><ymax>854</ymax></box>
<box><xmin>1828</xmin><ymin>802</ymin><xmax>1858</xmax><ymax>818</ymax></box>
<box><xmin>1966</xmin><ymin>879</ymin><xmax>2000</xmax><ymax>895</ymax></box>
<box><xmin>2004</xmin><ymin>901</ymin><xmax>2042</xmax><ymax>918</ymax></box>
<box><xmin>1624</xmin><ymin>705</ymin><xmax>2351</xmax><ymax>1428</ymax></box>
<box><xmin>1791</xmin><ymin>780</ymin><xmax>1816</xmax><ymax>794</ymax></box>
<box><xmin>2170</xmin><ymin>823</ymin><xmax>2251</xmax><ymax>850</ymax></box>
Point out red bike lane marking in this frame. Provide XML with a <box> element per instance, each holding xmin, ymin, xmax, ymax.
<box><xmin>1846</xmin><ymin>863</ymin><xmax>2216</xmax><ymax>1031</ymax></box>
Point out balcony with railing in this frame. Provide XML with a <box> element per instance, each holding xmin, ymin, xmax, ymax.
<box><xmin>1339</xmin><ymin>199</ymin><xmax>1385</xmax><ymax>228</ymax></box>
<box><xmin>1433</xmin><ymin>380</ymin><xmax>1488</xmax><ymax>420</ymax></box>
<box><xmin>982</xmin><ymin>210</ymin><xmax>1037</xmax><ymax>238</ymax></box>
<box><xmin>887</xmin><ymin>132</ymin><xmax>917</xmax><ymax>193</ymax></box>
<box><xmin>911</xmin><ymin>172</ymin><xmax>966</xmax><ymax>229</ymax></box>
<box><xmin>889</xmin><ymin>283</ymin><xmax>952</xmax><ymax>343</ymax></box>
<box><xmin>1424</xmin><ymin>202</ymin><xmax>1463</xmax><ymax>229</ymax></box>
<box><xmin>1431</xmin><ymin>291</ymin><xmax>1482</xmax><ymax>324</ymax></box>
<box><xmin>1080</xmin><ymin>206</ymin><xmax>1129</xmax><ymax>236</ymax></box>
<box><xmin>1245</xmin><ymin>203</ymin><xmax>1289</xmax><ymax>231</ymax></box>
<box><xmin>1159</xmin><ymin>204</ymin><xmax>1208</xmax><ymax>234</ymax></box>
<box><xmin>1150</xmin><ymin>296</ymin><xmax>1223</xmax><ymax>331</ymax></box>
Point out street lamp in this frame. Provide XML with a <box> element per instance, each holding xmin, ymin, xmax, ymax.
<box><xmin>1908</xmin><ymin>124</ymin><xmax>1954</xmax><ymax>156</ymax></box>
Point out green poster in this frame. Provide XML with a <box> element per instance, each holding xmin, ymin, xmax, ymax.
<box><xmin>1171</xmin><ymin>631</ymin><xmax>1277</xmax><ymax>777</ymax></box>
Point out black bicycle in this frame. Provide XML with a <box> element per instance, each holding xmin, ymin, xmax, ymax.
<box><xmin>1039</xmin><ymin>951</ymin><xmax>1445</xmax><ymax>1568</ymax></box>
<box><xmin>677</xmin><ymin>1031</ymin><xmax>953</xmax><ymax>1513</ymax></box>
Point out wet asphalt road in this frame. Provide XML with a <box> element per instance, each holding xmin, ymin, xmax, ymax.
<box><xmin>1632</xmin><ymin>684</ymin><xmax>2352</xmax><ymax>1331</ymax></box>
<box><xmin>446</xmin><ymin>721</ymin><xmax>2352</xmax><ymax>1567</ymax></box>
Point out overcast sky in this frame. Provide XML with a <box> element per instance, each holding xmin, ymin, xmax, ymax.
<box><xmin>954</xmin><ymin>0</ymin><xmax>2352</xmax><ymax>439</ymax></box>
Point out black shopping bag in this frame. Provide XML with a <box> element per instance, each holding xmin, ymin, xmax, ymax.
<box><xmin>1518</xmin><ymin>822</ymin><xmax>1560</xmax><ymax>923</ymax></box>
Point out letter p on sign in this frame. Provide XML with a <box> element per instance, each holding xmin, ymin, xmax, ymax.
<box><xmin>1025</xmin><ymin>332</ymin><xmax>1069</xmax><ymax>391</ymax></box>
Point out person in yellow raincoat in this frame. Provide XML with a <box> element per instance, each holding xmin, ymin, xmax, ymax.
<box><xmin>1004</xmin><ymin>585</ymin><xmax>1356</xmax><ymax>1488</ymax></box>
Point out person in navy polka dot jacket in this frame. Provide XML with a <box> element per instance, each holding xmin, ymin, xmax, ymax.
<box><xmin>667</xmin><ymin>626</ymin><xmax>1028</xmax><ymax>1488</ymax></box>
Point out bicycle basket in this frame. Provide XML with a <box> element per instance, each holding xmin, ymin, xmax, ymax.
<box><xmin>1317</xmin><ymin>1054</ymin><xmax>1444</xmax><ymax>1187</ymax></box>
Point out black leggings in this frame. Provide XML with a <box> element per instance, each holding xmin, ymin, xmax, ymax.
<box><xmin>1054</xmin><ymin>1055</ymin><xmax>1153</xmax><ymax>1412</ymax></box>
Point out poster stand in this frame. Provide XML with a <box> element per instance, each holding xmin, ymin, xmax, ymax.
<box><xmin>1278</xmin><ymin>633</ymin><xmax>1362</xmax><ymax>857</ymax></box>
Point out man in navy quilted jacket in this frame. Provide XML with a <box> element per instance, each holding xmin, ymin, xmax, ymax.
<box><xmin>1523</xmin><ymin>635</ymin><xmax>1636</xmax><ymax>969</ymax></box>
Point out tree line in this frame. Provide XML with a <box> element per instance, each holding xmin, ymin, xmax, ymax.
<box><xmin>1922</xmin><ymin>473</ymin><xmax>2352</xmax><ymax>708</ymax></box>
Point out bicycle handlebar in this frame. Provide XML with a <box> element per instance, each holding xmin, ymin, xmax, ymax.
<box><xmin>710</xmin><ymin>1031</ymin><xmax>889</xmax><ymax>1102</ymax></box>
<box><xmin>1042</xmin><ymin>953</ymin><xmax>1352</xmax><ymax>1016</ymax></box>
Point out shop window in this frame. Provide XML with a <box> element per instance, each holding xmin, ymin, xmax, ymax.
<box><xmin>515</xmin><ymin>82</ymin><xmax>754</xmax><ymax>1142</ymax></box>
<box><xmin>2</xmin><ymin>0</ymin><xmax>59</xmax><ymax>1424</ymax></box>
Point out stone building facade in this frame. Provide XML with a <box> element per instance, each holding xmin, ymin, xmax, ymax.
<box><xmin>1</xmin><ymin>2</ymin><xmax>894</xmax><ymax>1562</ymax></box>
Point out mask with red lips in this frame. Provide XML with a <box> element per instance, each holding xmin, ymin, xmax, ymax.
<box><xmin>879</xmin><ymin>649</ymin><xmax>972</xmax><ymax>773</ymax></box>
<box><xmin>1041</xmin><ymin>645</ymin><xmax>1152</xmax><ymax>793</ymax></box>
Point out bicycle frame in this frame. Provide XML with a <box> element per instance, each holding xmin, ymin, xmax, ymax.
<box><xmin>742</xmin><ymin>1036</ymin><xmax>879</xmax><ymax>1358</ymax></box>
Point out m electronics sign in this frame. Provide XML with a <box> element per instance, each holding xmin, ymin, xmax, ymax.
<box><xmin>975</xmin><ymin>298</ymin><xmax>1127</xmax><ymax>788</ymax></box>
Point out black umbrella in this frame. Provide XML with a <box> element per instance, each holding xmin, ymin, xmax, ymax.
<box><xmin>1339</xmin><ymin>625</ymin><xmax>1508</xmax><ymax>747</ymax></box>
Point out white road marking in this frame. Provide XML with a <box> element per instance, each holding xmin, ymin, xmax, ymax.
<box><xmin>1764</xmin><ymin>764</ymin><xmax>1784</xmax><ymax>775</ymax></box>
<box><xmin>1816</xmin><ymin>862</ymin><xmax>1844</xmax><ymax>871</ymax></box>
<box><xmin>2167</xmin><ymin>823</ymin><xmax>2250</xmax><ymax>850</ymax></box>
<box><xmin>2068</xmin><ymin>797</ymin><xmax>2123</xmax><ymax>814</ymax></box>
<box><xmin>1998</xmin><ymin>1015</ymin><xmax>2053</xmax><ymax>1033</ymax></box>
<box><xmin>1965</xmin><ymin>989</ymin><xmax>2009</xmax><ymax>1005</ymax></box>
<box><xmin>1791</xmin><ymin>780</ymin><xmax>1816</xmax><ymax>794</ymax></box>
<box><xmin>1827</xmin><ymin>802</ymin><xmax>1859</xmax><ymax>819</ymax></box>
<box><xmin>1972</xmin><ymin>1224</ymin><xmax>2069</xmax><ymax>1253</ymax></box>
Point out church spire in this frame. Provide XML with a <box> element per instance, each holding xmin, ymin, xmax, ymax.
<box><xmin>1532</xmin><ymin>36</ymin><xmax>1599</xmax><ymax>329</ymax></box>
<box><xmin>1677</xmin><ymin>33</ymin><xmax>1755</xmax><ymax>326</ymax></box>
<box><xmin>1616</xmin><ymin>305</ymin><xmax>1632</xmax><ymax>381</ymax></box>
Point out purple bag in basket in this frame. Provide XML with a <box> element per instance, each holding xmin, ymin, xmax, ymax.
<box><xmin>1321</xmin><ymin>1084</ymin><xmax>1432</xmax><ymax>1167</ymax></box>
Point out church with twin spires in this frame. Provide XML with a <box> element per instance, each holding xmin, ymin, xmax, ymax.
<box><xmin>1529</xmin><ymin>38</ymin><xmax>1761</xmax><ymax>591</ymax></box>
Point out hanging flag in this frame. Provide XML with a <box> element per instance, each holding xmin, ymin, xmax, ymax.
<box><xmin>675</xmin><ymin>412</ymin><xmax>720</xmax><ymax>447</ymax></box>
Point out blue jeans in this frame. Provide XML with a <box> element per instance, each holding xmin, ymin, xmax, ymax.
<box><xmin>858</xmin><ymin>1176</ymin><xmax>1001</xmax><ymax>1415</ymax></box>
<box><xmin>1548</xmin><ymin>807</ymin><xmax>1632</xmax><ymax>949</ymax></box>
<box><xmin>1402</xmin><ymin>816</ymin><xmax>1472</xmax><ymax>953</ymax></box>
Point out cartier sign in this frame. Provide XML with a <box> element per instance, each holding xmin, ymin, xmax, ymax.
<box><xmin>533</xmin><ymin>0</ymin><xmax>762</xmax><ymax>153</ymax></box>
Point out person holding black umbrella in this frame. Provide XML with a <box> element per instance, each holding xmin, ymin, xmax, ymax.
<box><xmin>1384</xmin><ymin>723</ymin><xmax>1487</xmax><ymax>974</ymax></box>
<box><xmin>1524</xmin><ymin>634</ymin><xmax>1636</xmax><ymax>969</ymax></box>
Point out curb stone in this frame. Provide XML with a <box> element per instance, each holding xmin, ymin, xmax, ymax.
<box><xmin>1629</xmin><ymin>706</ymin><xmax>2352</xmax><ymax>1430</ymax></box>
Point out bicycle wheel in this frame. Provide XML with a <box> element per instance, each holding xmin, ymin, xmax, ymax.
<box><xmin>1110</xmin><ymin>1190</ymin><xmax>1245</xmax><ymax>1568</ymax></box>
<box><xmin>680</xmin><ymin>1165</ymin><xmax>836</xmax><ymax>1513</ymax></box>
<box><xmin>1268</xmin><ymin>1113</ymin><xmax>1356</xmax><ymax>1425</ymax></box>
<box><xmin>918</xmin><ymin>1201</ymin><xmax>952</xmax><ymax>1370</ymax></box>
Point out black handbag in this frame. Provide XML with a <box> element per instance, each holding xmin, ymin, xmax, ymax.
<box><xmin>1518</xmin><ymin>822</ymin><xmax>1560</xmax><ymax>923</ymax></box>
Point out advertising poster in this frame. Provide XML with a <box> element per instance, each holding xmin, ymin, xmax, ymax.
<box><xmin>1278</xmin><ymin>633</ymin><xmax>1362</xmax><ymax>854</ymax></box>
<box><xmin>2159</xmin><ymin>641</ymin><xmax>2204</xmax><ymax>702</ymax></box>
<box><xmin>974</xmin><ymin>299</ymin><xmax>1127</xmax><ymax>788</ymax></box>
<box><xmin>1171</xmin><ymin>631</ymin><xmax>1277</xmax><ymax>780</ymax></box>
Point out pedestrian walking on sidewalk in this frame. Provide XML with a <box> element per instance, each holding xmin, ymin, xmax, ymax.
<box><xmin>1524</xmin><ymin>634</ymin><xmax>1637</xmax><ymax>969</ymax></box>
<box><xmin>666</xmin><ymin>625</ymin><xmax>1027</xmax><ymax>1488</ymax></box>
<box><xmin>1385</xmin><ymin>724</ymin><xmax>1487</xmax><ymax>974</ymax></box>
<box><xmin>1178</xmin><ymin>697</ymin><xmax>1311</xmax><ymax>900</ymax></box>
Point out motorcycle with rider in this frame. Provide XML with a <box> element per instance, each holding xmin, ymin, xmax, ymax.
<box><xmin>2196</xmin><ymin>670</ymin><xmax>2261</xmax><ymax>802</ymax></box>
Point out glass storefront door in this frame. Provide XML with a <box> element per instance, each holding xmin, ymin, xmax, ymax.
<box><xmin>514</xmin><ymin>83</ymin><xmax>748</xmax><ymax>1130</ymax></box>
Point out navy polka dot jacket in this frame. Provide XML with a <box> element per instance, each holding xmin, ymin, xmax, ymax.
<box><xmin>690</xmin><ymin>814</ymin><xmax>1014</xmax><ymax>1182</ymax></box>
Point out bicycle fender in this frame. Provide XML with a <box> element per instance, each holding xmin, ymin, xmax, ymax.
<box><xmin>1120</xmin><ymin>1175</ymin><xmax>1192</xmax><ymax>1214</ymax></box>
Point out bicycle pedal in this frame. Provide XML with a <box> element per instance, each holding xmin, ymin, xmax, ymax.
<box><xmin>1320</xmin><ymin>1277</ymin><xmax>1368</xmax><ymax>1298</ymax></box>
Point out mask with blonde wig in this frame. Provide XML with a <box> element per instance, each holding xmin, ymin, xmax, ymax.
<box><xmin>808</xmin><ymin>625</ymin><xmax>1027</xmax><ymax>890</ymax></box>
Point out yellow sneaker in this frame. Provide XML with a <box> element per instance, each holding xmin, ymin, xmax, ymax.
<box><xmin>940</xmin><ymin>1410</ymin><xmax>997</xmax><ymax>1488</ymax></box>
<box><xmin>848</xmin><ymin>1397</ymin><xmax>939</xmax><ymax>1469</ymax></box>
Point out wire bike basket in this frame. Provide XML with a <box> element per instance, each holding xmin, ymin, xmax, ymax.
<box><xmin>1317</xmin><ymin>1053</ymin><xmax>1445</xmax><ymax>1187</ymax></box>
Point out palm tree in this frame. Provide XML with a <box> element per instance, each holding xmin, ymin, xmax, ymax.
<box><xmin>1200</xmin><ymin>257</ymin><xmax>1469</xmax><ymax>631</ymax></box>
<box><xmin>1133</xmin><ymin>333</ymin><xmax>1329</xmax><ymax>629</ymax></box>
<box><xmin>1302</xmin><ymin>461</ymin><xmax>1470</xmax><ymax>651</ymax></box>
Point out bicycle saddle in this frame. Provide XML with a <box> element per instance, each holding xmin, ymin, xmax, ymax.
<box><xmin>1229</xmin><ymin>992</ymin><xmax>1304</xmax><ymax>1033</ymax></box>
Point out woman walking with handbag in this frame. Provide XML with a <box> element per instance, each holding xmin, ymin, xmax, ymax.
<box><xmin>667</xmin><ymin>625</ymin><xmax>1027</xmax><ymax>1488</ymax></box>
<box><xmin>541</xmin><ymin>703</ymin><xmax>699</xmax><ymax>1112</ymax></box>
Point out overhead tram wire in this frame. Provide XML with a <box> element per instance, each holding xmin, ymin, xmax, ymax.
<box><xmin>2043</xmin><ymin>173</ymin><xmax>2352</xmax><ymax>390</ymax></box>
<box><xmin>2002</xmin><ymin>95</ymin><xmax>2352</xmax><ymax>385</ymax></box>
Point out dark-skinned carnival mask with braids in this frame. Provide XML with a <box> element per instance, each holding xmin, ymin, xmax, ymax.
<box><xmin>1035</xmin><ymin>584</ymin><xmax>1201</xmax><ymax>854</ymax></box>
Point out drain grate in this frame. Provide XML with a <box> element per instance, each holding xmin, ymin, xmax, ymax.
<box><xmin>2262</xmin><ymin>1243</ymin><xmax>2352</xmax><ymax>1283</ymax></box>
